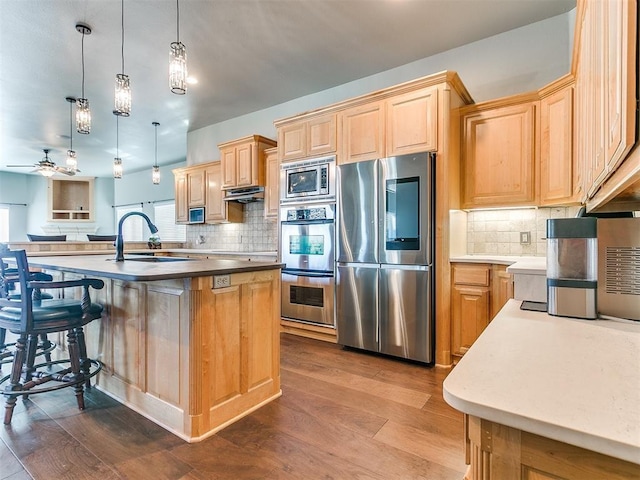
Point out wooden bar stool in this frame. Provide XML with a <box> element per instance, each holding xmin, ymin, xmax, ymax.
<box><xmin>0</xmin><ymin>249</ymin><xmax>104</xmax><ymax>424</ymax></box>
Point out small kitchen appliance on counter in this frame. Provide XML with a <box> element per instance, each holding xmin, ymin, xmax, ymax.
<box><xmin>597</xmin><ymin>217</ymin><xmax>640</xmax><ymax>321</ymax></box>
<box><xmin>547</xmin><ymin>217</ymin><xmax>598</xmax><ymax>319</ymax></box>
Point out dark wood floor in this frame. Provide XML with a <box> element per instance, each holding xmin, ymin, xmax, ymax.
<box><xmin>1</xmin><ymin>334</ymin><xmax>466</xmax><ymax>480</ymax></box>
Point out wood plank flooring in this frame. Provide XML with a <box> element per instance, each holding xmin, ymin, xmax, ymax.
<box><xmin>1</xmin><ymin>333</ymin><xmax>466</xmax><ymax>480</ymax></box>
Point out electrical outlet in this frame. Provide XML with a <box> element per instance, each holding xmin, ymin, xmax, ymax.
<box><xmin>213</xmin><ymin>275</ymin><xmax>230</xmax><ymax>289</ymax></box>
<box><xmin>520</xmin><ymin>231</ymin><xmax>531</xmax><ymax>245</ymax></box>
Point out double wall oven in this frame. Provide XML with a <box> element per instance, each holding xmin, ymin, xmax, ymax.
<box><xmin>280</xmin><ymin>156</ymin><xmax>336</xmax><ymax>327</ymax></box>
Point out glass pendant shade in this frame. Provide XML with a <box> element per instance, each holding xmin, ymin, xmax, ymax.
<box><xmin>40</xmin><ymin>167</ymin><xmax>56</xmax><ymax>178</ymax></box>
<box><xmin>66</xmin><ymin>150</ymin><xmax>77</xmax><ymax>170</ymax></box>
<box><xmin>114</xmin><ymin>74</ymin><xmax>131</xmax><ymax>116</ymax></box>
<box><xmin>152</xmin><ymin>165</ymin><xmax>160</xmax><ymax>184</ymax></box>
<box><xmin>170</xmin><ymin>41</ymin><xmax>187</xmax><ymax>94</ymax></box>
<box><xmin>113</xmin><ymin>158</ymin><xmax>123</xmax><ymax>179</ymax></box>
<box><xmin>76</xmin><ymin>98</ymin><xmax>91</xmax><ymax>134</ymax></box>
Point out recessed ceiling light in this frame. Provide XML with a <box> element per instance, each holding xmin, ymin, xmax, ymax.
<box><xmin>186</xmin><ymin>76</ymin><xmax>198</xmax><ymax>85</ymax></box>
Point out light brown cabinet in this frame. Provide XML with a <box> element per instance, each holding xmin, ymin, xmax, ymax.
<box><xmin>539</xmin><ymin>80</ymin><xmax>575</xmax><ymax>206</ymax></box>
<box><xmin>385</xmin><ymin>86</ymin><xmax>438</xmax><ymax>156</ymax></box>
<box><xmin>204</xmin><ymin>163</ymin><xmax>243</xmax><ymax>223</ymax></box>
<box><xmin>218</xmin><ymin>135</ymin><xmax>277</xmax><ymax>190</ymax></box>
<box><xmin>278</xmin><ymin>113</ymin><xmax>336</xmax><ymax>162</ymax></box>
<box><xmin>338</xmin><ymin>101</ymin><xmax>385</xmax><ymax>165</ymax></box>
<box><xmin>47</xmin><ymin>177</ymin><xmax>94</xmax><ymax>222</ymax></box>
<box><xmin>264</xmin><ymin>147</ymin><xmax>279</xmax><ymax>219</ymax></box>
<box><xmin>461</xmin><ymin>102</ymin><xmax>537</xmax><ymax>208</ymax></box>
<box><xmin>173</xmin><ymin>162</ymin><xmax>243</xmax><ymax>225</ymax></box>
<box><xmin>573</xmin><ymin>0</ymin><xmax>637</xmax><ymax>206</ymax></box>
<box><xmin>451</xmin><ymin>263</ymin><xmax>513</xmax><ymax>360</ymax></box>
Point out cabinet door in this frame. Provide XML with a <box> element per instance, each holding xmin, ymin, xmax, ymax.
<box><xmin>451</xmin><ymin>284</ymin><xmax>490</xmax><ymax>357</ymax></box>
<box><xmin>279</xmin><ymin>122</ymin><xmax>306</xmax><ymax>162</ymax></box>
<box><xmin>490</xmin><ymin>265</ymin><xmax>513</xmax><ymax>320</ymax></box>
<box><xmin>187</xmin><ymin>168</ymin><xmax>206</xmax><ymax>207</ymax></box>
<box><xmin>264</xmin><ymin>149</ymin><xmax>279</xmax><ymax>218</ymax></box>
<box><xmin>236</xmin><ymin>142</ymin><xmax>255</xmax><ymax>187</ymax></box>
<box><xmin>462</xmin><ymin>103</ymin><xmax>536</xmax><ymax>208</ymax></box>
<box><xmin>174</xmin><ymin>173</ymin><xmax>188</xmax><ymax>223</ymax></box>
<box><xmin>386</xmin><ymin>86</ymin><xmax>438</xmax><ymax>156</ymax></box>
<box><xmin>308</xmin><ymin>114</ymin><xmax>337</xmax><ymax>157</ymax></box>
<box><xmin>540</xmin><ymin>86</ymin><xmax>574</xmax><ymax>206</ymax></box>
<box><xmin>205</xmin><ymin>164</ymin><xmax>225</xmax><ymax>222</ymax></box>
<box><xmin>221</xmin><ymin>148</ymin><xmax>237</xmax><ymax>189</ymax></box>
<box><xmin>339</xmin><ymin>101</ymin><xmax>385</xmax><ymax>165</ymax></box>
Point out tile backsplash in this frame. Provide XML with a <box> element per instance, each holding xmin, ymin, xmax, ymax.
<box><xmin>186</xmin><ymin>202</ymin><xmax>278</xmax><ymax>252</ymax></box>
<box><xmin>466</xmin><ymin>206</ymin><xmax>581</xmax><ymax>256</ymax></box>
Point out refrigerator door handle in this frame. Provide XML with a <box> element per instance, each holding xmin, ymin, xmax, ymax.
<box><xmin>380</xmin><ymin>264</ymin><xmax>430</xmax><ymax>271</ymax></box>
<box><xmin>336</xmin><ymin>262</ymin><xmax>379</xmax><ymax>269</ymax></box>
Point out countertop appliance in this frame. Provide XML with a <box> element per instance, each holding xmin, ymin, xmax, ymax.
<box><xmin>336</xmin><ymin>152</ymin><xmax>435</xmax><ymax>363</ymax></box>
<box><xmin>280</xmin><ymin>156</ymin><xmax>336</xmax><ymax>205</ymax></box>
<box><xmin>280</xmin><ymin>203</ymin><xmax>335</xmax><ymax>326</ymax></box>
<box><xmin>546</xmin><ymin>217</ymin><xmax>598</xmax><ymax>319</ymax></box>
<box><xmin>597</xmin><ymin>217</ymin><xmax>640</xmax><ymax>321</ymax></box>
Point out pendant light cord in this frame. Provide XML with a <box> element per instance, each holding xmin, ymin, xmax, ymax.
<box><xmin>81</xmin><ymin>31</ymin><xmax>86</xmax><ymax>97</ymax></box>
<box><xmin>116</xmin><ymin>116</ymin><xmax>119</xmax><ymax>157</ymax></box>
<box><xmin>176</xmin><ymin>0</ymin><xmax>180</xmax><ymax>42</ymax></box>
<box><xmin>121</xmin><ymin>0</ymin><xmax>125</xmax><ymax>74</ymax></box>
<box><xmin>69</xmin><ymin>101</ymin><xmax>74</xmax><ymax>150</ymax></box>
<box><xmin>154</xmin><ymin>124</ymin><xmax>158</xmax><ymax>167</ymax></box>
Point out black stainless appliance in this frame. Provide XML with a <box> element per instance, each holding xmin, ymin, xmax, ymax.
<box><xmin>336</xmin><ymin>152</ymin><xmax>435</xmax><ymax>363</ymax></box>
<box><xmin>280</xmin><ymin>203</ymin><xmax>335</xmax><ymax>326</ymax></box>
<box><xmin>280</xmin><ymin>156</ymin><xmax>336</xmax><ymax>205</ymax></box>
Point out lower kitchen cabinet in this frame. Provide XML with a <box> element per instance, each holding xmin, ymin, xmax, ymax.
<box><xmin>451</xmin><ymin>263</ymin><xmax>513</xmax><ymax>361</ymax></box>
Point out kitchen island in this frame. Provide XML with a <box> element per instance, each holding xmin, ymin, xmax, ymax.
<box><xmin>27</xmin><ymin>254</ymin><xmax>283</xmax><ymax>442</ymax></box>
<box><xmin>443</xmin><ymin>300</ymin><xmax>640</xmax><ymax>479</ymax></box>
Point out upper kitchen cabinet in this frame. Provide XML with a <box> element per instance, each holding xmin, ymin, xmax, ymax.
<box><xmin>264</xmin><ymin>147</ymin><xmax>279</xmax><ymax>219</ymax></box>
<box><xmin>218</xmin><ymin>135</ymin><xmax>277</xmax><ymax>190</ymax></box>
<box><xmin>187</xmin><ymin>168</ymin><xmax>206</xmax><ymax>207</ymax></box>
<box><xmin>174</xmin><ymin>165</ymin><xmax>205</xmax><ymax>224</ymax></box>
<box><xmin>174</xmin><ymin>170</ymin><xmax>188</xmax><ymax>223</ymax></box>
<box><xmin>461</xmin><ymin>98</ymin><xmax>538</xmax><ymax>208</ymax></box>
<box><xmin>338</xmin><ymin>100</ymin><xmax>386</xmax><ymax>165</ymax></box>
<box><xmin>204</xmin><ymin>163</ymin><xmax>243</xmax><ymax>224</ymax></box>
<box><xmin>47</xmin><ymin>177</ymin><xmax>94</xmax><ymax>222</ymax></box>
<box><xmin>539</xmin><ymin>76</ymin><xmax>576</xmax><ymax>206</ymax></box>
<box><xmin>573</xmin><ymin>0</ymin><xmax>638</xmax><ymax>209</ymax></box>
<box><xmin>385</xmin><ymin>86</ymin><xmax>438</xmax><ymax>156</ymax></box>
<box><xmin>278</xmin><ymin>113</ymin><xmax>336</xmax><ymax>163</ymax></box>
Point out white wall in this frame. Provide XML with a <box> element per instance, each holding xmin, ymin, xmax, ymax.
<box><xmin>187</xmin><ymin>12</ymin><xmax>574</xmax><ymax>165</ymax></box>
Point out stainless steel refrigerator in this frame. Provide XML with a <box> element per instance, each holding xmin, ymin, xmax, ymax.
<box><xmin>336</xmin><ymin>152</ymin><xmax>434</xmax><ymax>363</ymax></box>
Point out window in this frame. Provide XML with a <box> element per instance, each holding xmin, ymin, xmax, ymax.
<box><xmin>154</xmin><ymin>202</ymin><xmax>186</xmax><ymax>242</ymax></box>
<box><xmin>0</xmin><ymin>207</ymin><xmax>8</xmax><ymax>242</ymax></box>
<box><xmin>115</xmin><ymin>206</ymin><xmax>145</xmax><ymax>241</ymax></box>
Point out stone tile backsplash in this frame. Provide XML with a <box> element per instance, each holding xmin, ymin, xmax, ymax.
<box><xmin>186</xmin><ymin>202</ymin><xmax>278</xmax><ymax>252</ymax></box>
<box><xmin>466</xmin><ymin>206</ymin><xmax>581</xmax><ymax>256</ymax></box>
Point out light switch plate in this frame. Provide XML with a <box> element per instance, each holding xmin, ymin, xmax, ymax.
<box><xmin>520</xmin><ymin>231</ymin><xmax>531</xmax><ymax>245</ymax></box>
<box><xmin>213</xmin><ymin>275</ymin><xmax>231</xmax><ymax>289</ymax></box>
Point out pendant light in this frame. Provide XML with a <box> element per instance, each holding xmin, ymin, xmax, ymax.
<box><xmin>114</xmin><ymin>0</ymin><xmax>131</xmax><ymax>116</ymax></box>
<box><xmin>65</xmin><ymin>97</ymin><xmax>78</xmax><ymax>170</ymax></box>
<box><xmin>75</xmin><ymin>23</ymin><xmax>92</xmax><ymax>134</ymax></box>
<box><xmin>113</xmin><ymin>116</ymin><xmax>123</xmax><ymax>178</ymax></box>
<box><xmin>152</xmin><ymin>121</ymin><xmax>160</xmax><ymax>185</ymax></box>
<box><xmin>169</xmin><ymin>0</ymin><xmax>187</xmax><ymax>95</ymax></box>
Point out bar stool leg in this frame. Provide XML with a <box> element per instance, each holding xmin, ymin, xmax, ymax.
<box><xmin>4</xmin><ymin>335</ymin><xmax>26</xmax><ymax>425</ymax></box>
<box><xmin>66</xmin><ymin>329</ymin><xmax>85</xmax><ymax>411</ymax></box>
<box><xmin>39</xmin><ymin>334</ymin><xmax>53</xmax><ymax>363</ymax></box>
<box><xmin>74</xmin><ymin>327</ymin><xmax>92</xmax><ymax>389</ymax></box>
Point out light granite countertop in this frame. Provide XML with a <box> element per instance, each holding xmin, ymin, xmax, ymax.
<box><xmin>443</xmin><ymin>299</ymin><xmax>640</xmax><ymax>464</ymax></box>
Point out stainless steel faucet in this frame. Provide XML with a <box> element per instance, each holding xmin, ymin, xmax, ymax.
<box><xmin>115</xmin><ymin>211</ymin><xmax>159</xmax><ymax>262</ymax></box>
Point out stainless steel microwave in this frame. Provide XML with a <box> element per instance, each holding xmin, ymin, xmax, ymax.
<box><xmin>188</xmin><ymin>207</ymin><xmax>205</xmax><ymax>224</ymax></box>
<box><xmin>280</xmin><ymin>156</ymin><xmax>336</xmax><ymax>204</ymax></box>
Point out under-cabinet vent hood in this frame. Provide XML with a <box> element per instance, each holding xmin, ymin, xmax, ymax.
<box><xmin>224</xmin><ymin>186</ymin><xmax>264</xmax><ymax>203</ymax></box>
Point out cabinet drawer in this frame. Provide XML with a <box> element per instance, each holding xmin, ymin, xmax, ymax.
<box><xmin>453</xmin><ymin>264</ymin><xmax>490</xmax><ymax>286</ymax></box>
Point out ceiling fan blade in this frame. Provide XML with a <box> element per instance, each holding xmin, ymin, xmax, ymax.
<box><xmin>6</xmin><ymin>164</ymin><xmax>36</xmax><ymax>167</ymax></box>
<box><xmin>54</xmin><ymin>166</ymin><xmax>78</xmax><ymax>176</ymax></box>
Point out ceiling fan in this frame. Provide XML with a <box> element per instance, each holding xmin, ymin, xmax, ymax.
<box><xmin>6</xmin><ymin>149</ymin><xmax>79</xmax><ymax>177</ymax></box>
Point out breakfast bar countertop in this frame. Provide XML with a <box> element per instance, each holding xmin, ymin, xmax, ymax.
<box><xmin>443</xmin><ymin>299</ymin><xmax>640</xmax><ymax>464</ymax></box>
<box><xmin>26</xmin><ymin>254</ymin><xmax>282</xmax><ymax>282</ymax></box>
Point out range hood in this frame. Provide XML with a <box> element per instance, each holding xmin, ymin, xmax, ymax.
<box><xmin>223</xmin><ymin>186</ymin><xmax>265</xmax><ymax>203</ymax></box>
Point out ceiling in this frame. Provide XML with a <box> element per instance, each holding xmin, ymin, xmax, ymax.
<box><xmin>0</xmin><ymin>0</ymin><xmax>575</xmax><ymax>179</ymax></box>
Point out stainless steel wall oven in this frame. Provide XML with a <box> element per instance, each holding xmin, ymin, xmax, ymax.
<box><xmin>280</xmin><ymin>203</ymin><xmax>335</xmax><ymax>326</ymax></box>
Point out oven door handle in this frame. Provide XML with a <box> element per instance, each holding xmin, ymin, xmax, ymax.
<box><xmin>281</xmin><ymin>219</ymin><xmax>334</xmax><ymax>226</ymax></box>
<box><xmin>282</xmin><ymin>268</ymin><xmax>334</xmax><ymax>278</ymax></box>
